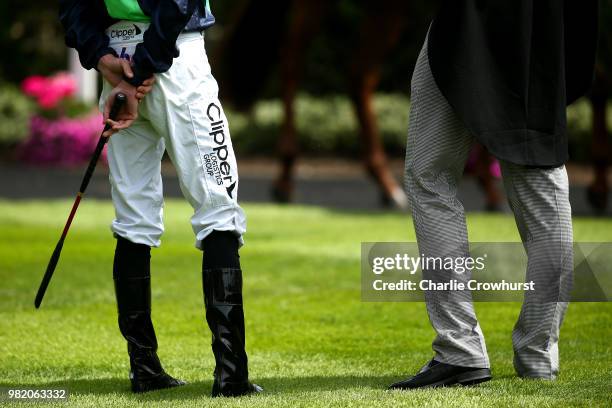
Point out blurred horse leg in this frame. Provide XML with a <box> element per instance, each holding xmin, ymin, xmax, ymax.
<box><xmin>587</xmin><ymin>66</ymin><xmax>610</xmax><ymax>213</ymax></box>
<box><xmin>348</xmin><ymin>1</ymin><xmax>409</xmax><ymax>209</ymax></box>
<box><xmin>273</xmin><ymin>0</ymin><xmax>328</xmax><ymax>202</ymax></box>
<box><xmin>214</xmin><ymin>0</ymin><xmax>293</xmax><ymax>110</ymax></box>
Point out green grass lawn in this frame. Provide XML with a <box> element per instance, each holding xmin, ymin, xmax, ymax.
<box><xmin>0</xmin><ymin>200</ymin><xmax>610</xmax><ymax>407</ymax></box>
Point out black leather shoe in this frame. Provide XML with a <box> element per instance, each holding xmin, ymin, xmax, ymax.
<box><xmin>388</xmin><ymin>359</ymin><xmax>492</xmax><ymax>390</ymax></box>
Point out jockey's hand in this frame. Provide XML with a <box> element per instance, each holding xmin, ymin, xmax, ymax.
<box><xmin>98</xmin><ymin>55</ymin><xmax>155</xmax><ymax>101</ymax></box>
<box><xmin>102</xmin><ymin>81</ymin><xmax>139</xmax><ymax>137</ymax></box>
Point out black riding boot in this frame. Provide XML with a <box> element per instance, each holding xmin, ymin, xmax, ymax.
<box><xmin>114</xmin><ymin>236</ymin><xmax>185</xmax><ymax>393</ymax></box>
<box><xmin>202</xmin><ymin>232</ymin><xmax>262</xmax><ymax>397</ymax></box>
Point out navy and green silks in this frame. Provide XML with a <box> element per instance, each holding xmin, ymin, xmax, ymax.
<box><xmin>60</xmin><ymin>0</ymin><xmax>215</xmax><ymax>85</ymax></box>
<box><xmin>103</xmin><ymin>0</ymin><xmax>213</xmax><ymax>25</ymax></box>
<box><xmin>104</xmin><ymin>0</ymin><xmax>151</xmax><ymax>22</ymax></box>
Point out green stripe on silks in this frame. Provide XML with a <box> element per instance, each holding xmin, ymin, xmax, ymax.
<box><xmin>104</xmin><ymin>0</ymin><xmax>150</xmax><ymax>22</ymax></box>
<box><xmin>104</xmin><ymin>0</ymin><xmax>210</xmax><ymax>22</ymax></box>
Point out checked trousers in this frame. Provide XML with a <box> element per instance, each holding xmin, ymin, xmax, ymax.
<box><xmin>404</xmin><ymin>33</ymin><xmax>574</xmax><ymax>379</ymax></box>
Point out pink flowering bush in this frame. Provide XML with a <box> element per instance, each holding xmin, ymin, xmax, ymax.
<box><xmin>22</xmin><ymin>73</ymin><xmax>77</xmax><ymax>110</ymax></box>
<box><xmin>465</xmin><ymin>146</ymin><xmax>502</xmax><ymax>179</ymax></box>
<box><xmin>17</xmin><ymin>113</ymin><xmax>106</xmax><ymax>165</ymax></box>
<box><xmin>18</xmin><ymin>73</ymin><xmax>105</xmax><ymax>166</ymax></box>
<box><xmin>489</xmin><ymin>160</ymin><xmax>501</xmax><ymax>179</ymax></box>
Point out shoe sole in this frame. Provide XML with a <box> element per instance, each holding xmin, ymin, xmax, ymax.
<box><xmin>457</xmin><ymin>369</ymin><xmax>492</xmax><ymax>386</ymax></box>
<box><xmin>389</xmin><ymin>368</ymin><xmax>492</xmax><ymax>390</ymax></box>
<box><xmin>429</xmin><ymin>369</ymin><xmax>492</xmax><ymax>388</ymax></box>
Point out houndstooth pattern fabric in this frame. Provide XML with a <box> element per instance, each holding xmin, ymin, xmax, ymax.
<box><xmin>404</xmin><ymin>32</ymin><xmax>573</xmax><ymax>378</ymax></box>
<box><xmin>501</xmin><ymin>162</ymin><xmax>573</xmax><ymax>378</ymax></box>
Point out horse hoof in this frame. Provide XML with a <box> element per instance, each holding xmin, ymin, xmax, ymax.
<box><xmin>381</xmin><ymin>188</ymin><xmax>410</xmax><ymax>210</ymax></box>
<box><xmin>271</xmin><ymin>184</ymin><xmax>293</xmax><ymax>203</ymax></box>
<box><xmin>485</xmin><ymin>202</ymin><xmax>503</xmax><ymax>212</ymax></box>
<box><xmin>587</xmin><ymin>185</ymin><xmax>608</xmax><ymax>213</ymax></box>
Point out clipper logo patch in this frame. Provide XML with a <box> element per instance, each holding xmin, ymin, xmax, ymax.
<box><xmin>109</xmin><ymin>24</ymin><xmax>142</xmax><ymax>41</ymax></box>
<box><xmin>203</xmin><ymin>103</ymin><xmax>237</xmax><ymax>199</ymax></box>
<box><xmin>106</xmin><ymin>22</ymin><xmax>146</xmax><ymax>62</ymax></box>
